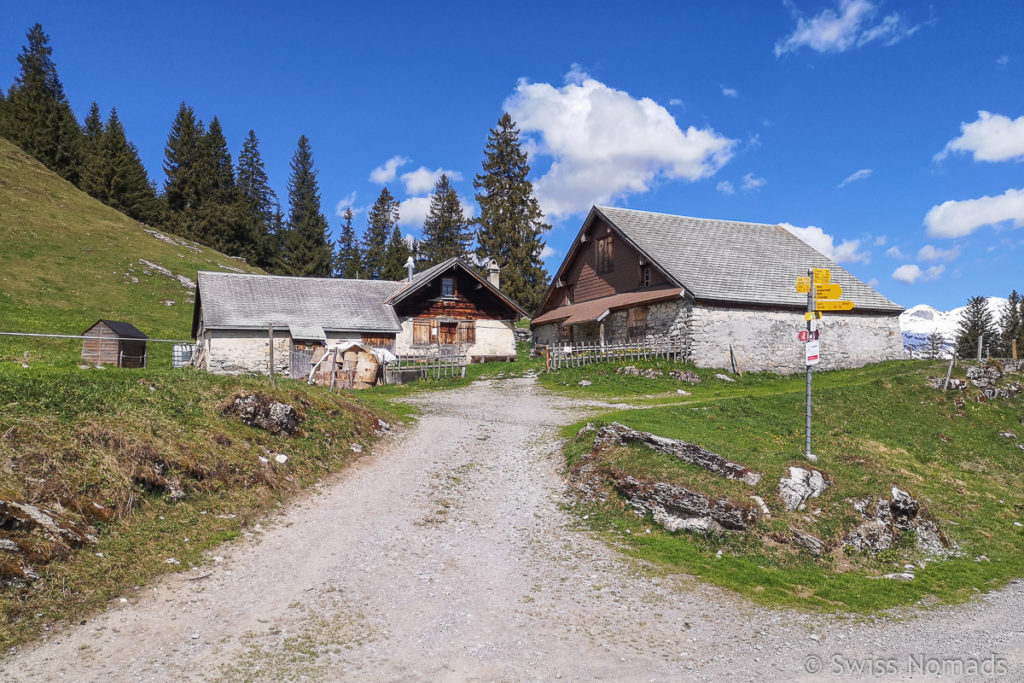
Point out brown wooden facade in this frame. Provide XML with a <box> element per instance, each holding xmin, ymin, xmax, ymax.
<box><xmin>81</xmin><ymin>320</ymin><xmax>148</xmax><ymax>368</ymax></box>
<box><xmin>393</xmin><ymin>267</ymin><xmax>511</xmax><ymax>348</ymax></box>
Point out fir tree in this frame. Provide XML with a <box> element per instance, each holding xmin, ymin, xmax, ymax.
<box><xmin>955</xmin><ymin>296</ymin><xmax>998</xmax><ymax>359</ymax></box>
<box><xmin>81</xmin><ymin>108</ymin><xmax>158</xmax><ymax>224</ymax></box>
<box><xmin>363</xmin><ymin>187</ymin><xmax>400</xmax><ymax>279</ymax></box>
<box><xmin>162</xmin><ymin>102</ymin><xmax>206</xmax><ymax>235</ymax></box>
<box><xmin>925</xmin><ymin>330</ymin><xmax>947</xmax><ymax>360</ymax></box>
<box><xmin>193</xmin><ymin>116</ymin><xmax>244</xmax><ymax>254</ymax></box>
<box><xmin>1</xmin><ymin>24</ymin><xmax>82</xmax><ymax>184</ymax></box>
<box><xmin>333</xmin><ymin>207</ymin><xmax>362</xmax><ymax>278</ymax></box>
<box><xmin>473</xmin><ymin>113</ymin><xmax>550</xmax><ymax>312</ymax></box>
<box><xmin>998</xmin><ymin>290</ymin><xmax>1023</xmax><ymax>358</ymax></box>
<box><xmin>281</xmin><ymin>135</ymin><xmax>332</xmax><ymax>277</ymax></box>
<box><xmin>420</xmin><ymin>173</ymin><xmax>472</xmax><ymax>266</ymax></box>
<box><xmin>236</xmin><ymin>129</ymin><xmax>278</xmax><ymax>269</ymax></box>
<box><xmin>382</xmin><ymin>224</ymin><xmax>412</xmax><ymax>281</ymax></box>
<box><xmin>81</xmin><ymin>101</ymin><xmax>103</xmax><ymax>153</ymax></box>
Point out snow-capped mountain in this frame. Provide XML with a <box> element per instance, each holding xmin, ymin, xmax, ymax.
<box><xmin>900</xmin><ymin>297</ymin><xmax>1007</xmax><ymax>358</ymax></box>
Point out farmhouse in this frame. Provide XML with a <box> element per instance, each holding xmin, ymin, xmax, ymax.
<box><xmin>531</xmin><ymin>206</ymin><xmax>905</xmax><ymax>374</ymax></box>
<box><xmin>190</xmin><ymin>257</ymin><xmax>527</xmax><ymax>377</ymax></box>
<box><xmin>81</xmin><ymin>319</ymin><xmax>148</xmax><ymax>368</ymax></box>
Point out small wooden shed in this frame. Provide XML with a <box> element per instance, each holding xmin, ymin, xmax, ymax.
<box><xmin>81</xmin><ymin>320</ymin><xmax>148</xmax><ymax>368</ymax></box>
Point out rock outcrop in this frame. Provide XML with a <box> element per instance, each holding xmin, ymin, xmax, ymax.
<box><xmin>842</xmin><ymin>487</ymin><xmax>957</xmax><ymax>556</ymax></box>
<box><xmin>778</xmin><ymin>467</ymin><xmax>831</xmax><ymax>511</ymax></box>
<box><xmin>610</xmin><ymin>474</ymin><xmax>759</xmax><ymax>533</ymax></box>
<box><xmin>225</xmin><ymin>394</ymin><xmax>300</xmax><ymax>435</ymax></box>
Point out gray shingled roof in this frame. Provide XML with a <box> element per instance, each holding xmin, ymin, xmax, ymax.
<box><xmin>196</xmin><ymin>272</ymin><xmax>404</xmax><ymax>333</ymax></box>
<box><xmin>595</xmin><ymin>206</ymin><xmax>902</xmax><ymax>313</ymax></box>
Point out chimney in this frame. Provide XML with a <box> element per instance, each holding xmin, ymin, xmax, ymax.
<box><xmin>405</xmin><ymin>256</ymin><xmax>415</xmax><ymax>282</ymax></box>
<box><xmin>486</xmin><ymin>259</ymin><xmax>500</xmax><ymax>289</ymax></box>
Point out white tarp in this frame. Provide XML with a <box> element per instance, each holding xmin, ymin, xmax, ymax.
<box><xmin>305</xmin><ymin>341</ymin><xmax>397</xmax><ymax>384</ymax></box>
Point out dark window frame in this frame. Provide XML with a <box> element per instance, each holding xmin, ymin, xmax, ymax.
<box><xmin>441</xmin><ymin>277</ymin><xmax>455</xmax><ymax>298</ymax></box>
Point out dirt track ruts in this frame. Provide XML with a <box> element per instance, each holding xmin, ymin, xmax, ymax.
<box><xmin>3</xmin><ymin>376</ymin><xmax>1022</xmax><ymax>681</ymax></box>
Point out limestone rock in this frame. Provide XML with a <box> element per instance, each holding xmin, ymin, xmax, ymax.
<box><xmin>714</xmin><ymin>373</ymin><xmax>736</xmax><ymax>382</ymax></box>
<box><xmin>670</xmin><ymin>370</ymin><xmax>701</xmax><ymax>384</ymax></box>
<box><xmin>789</xmin><ymin>527</ymin><xmax>826</xmax><ymax>556</ymax></box>
<box><xmin>616</xmin><ymin>366</ymin><xmax>663</xmax><ymax>379</ymax></box>
<box><xmin>612</xmin><ymin>475</ymin><xmax>759</xmax><ymax>532</ymax></box>
<box><xmin>225</xmin><ymin>394</ymin><xmax>299</xmax><ymax>435</ymax></box>
<box><xmin>778</xmin><ymin>467</ymin><xmax>830</xmax><ymax>511</ymax></box>
<box><xmin>843</xmin><ymin>488</ymin><xmax>958</xmax><ymax>557</ymax></box>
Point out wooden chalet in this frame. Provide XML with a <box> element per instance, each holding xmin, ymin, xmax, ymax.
<box><xmin>81</xmin><ymin>320</ymin><xmax>148</xmax><ymax>368</ymax></box>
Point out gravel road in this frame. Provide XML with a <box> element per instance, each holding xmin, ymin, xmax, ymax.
<box><xmin>3</xmin><ymin>376</ymin><xmax>1022</xmax><ymax>681</ymax></box>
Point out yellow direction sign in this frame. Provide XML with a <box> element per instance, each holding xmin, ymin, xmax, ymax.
<box><xmin>804</xmin><ymin>312</ymin><xmax>823</xmax><ymax>320</ymax></box>
<box><xmin>816</xmin><ymin>300</ymin><xmax>855</xmax><ymax>311</ymax></box>
<box><xmin>796</xmin><ymin>276</ymin><xmax>811</xmax><ymax>293</ymax></box>
<box><xmin>813</xmin><ymin>268</ymin><xmax>831</xmax><ymax>284</ymax></box>
<box><xmin>814</xmin><ymin>283</ymin><xmax>843</xmax><ymax>299</ymax></box>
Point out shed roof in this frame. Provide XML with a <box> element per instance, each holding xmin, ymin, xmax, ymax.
<box><xmin>564</xmin><ymin>206</ymin><xmax>902</xmax><ymax>313</ymax></box>
<box><xmin>533</xmin><ymin>287</ymin><xmax>685</xmax><ymax>326</ymax></box>
<box><xmin>194</xmin><ymin>272</ymin><xmax>404</xmax><ymax>335</ymax></box>
<box><xmin>83</xmin><ymin>320</ymin><xmax>148</xmax><ymax>339</ymax></box>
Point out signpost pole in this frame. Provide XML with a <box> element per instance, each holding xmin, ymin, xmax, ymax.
<box><xmin>805</xmin><ymin>269</ymin><xmax>813</xmax><ymax>459</ymax></box>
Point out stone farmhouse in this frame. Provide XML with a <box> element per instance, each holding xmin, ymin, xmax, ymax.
<box><xmin>531</xmin><ymin>206</ymin><xmax>905</xmax><ymax>374</ymax></box>
<box><xmin>190</xmin><ymin>257</ymin><xmax>527</xmax><ymax>376</ymax></box>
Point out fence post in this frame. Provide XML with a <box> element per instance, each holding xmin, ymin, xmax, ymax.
<box><xmin>268</xmin><ymin>324</ymin><xmax>276</xmax><ymax>388</ymax></box>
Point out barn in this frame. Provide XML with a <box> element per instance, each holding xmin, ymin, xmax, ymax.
<box><xmin>81</xmin><ymin>320</ymin><xmax>148</xmax><ymax>368</ymax></box>
<box><xmin>531</xmin><ymin>206</ymin><xmax>905</xmax><ymax>374</ymax></box>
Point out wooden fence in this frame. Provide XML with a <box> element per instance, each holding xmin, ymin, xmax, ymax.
<box><xmin>544</xmin><ymin>341</ymin><xmax>689</xmax><ymax>371</ymax></box>
<box><xmin>383</xmin><ymin>346</ymin><xmax>467</xmax><ymax>383</ymax></box>
<box><xmin>290</xmin><ymin>349</ymin><xmax>314</xmax><ymax>380</ymax></box>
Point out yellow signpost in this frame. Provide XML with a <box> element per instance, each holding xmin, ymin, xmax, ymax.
<box><xmin>816</xmin><ymin>300</ymin><xmax>855</xmax><ymax>311</ymax></box>
<box><xmin>795</xmin><ymin>276</ymin><xmax>811</xmax><ymax>293</ymax></box>
<box><xmin>814</xmin><ymin>283</ymin><xmax>842</xmax><ymax>299</ymax></box>
<box><xmin>812</xmin><ymin>268</ymin><xmax>831</xmax><ymax>284</ymax></box>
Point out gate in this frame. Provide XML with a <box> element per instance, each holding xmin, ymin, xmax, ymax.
<box><xmin>289</xmin><ymin>349</ymin><xmax>314</xmax><ymax>379</ymax></box>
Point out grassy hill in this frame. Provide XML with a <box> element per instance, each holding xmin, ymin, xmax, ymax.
<box><xmin>0</xmin><ymin>136</ymin><xmax>262</xmax><ymax>365</ymax></box>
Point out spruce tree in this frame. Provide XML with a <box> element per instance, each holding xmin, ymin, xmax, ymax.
<box><xmin>363</xmin><ymin>187</ymin><xmax>400</xmax><ymax>279</ymax></box>
<box><xmin>1</xmin><ymin>24</ymin><xmax>82</xmax><ymax>184</ymax></box>
<box><xmin>955</xmin><ymin>296</ymin><xmax>998</xmax><ymax>359</ymax></box>
<box><xmin>81</xmin><ymin>101</ymin><xmax>103</xmax><ymax>154</ymax></box>
<box><xmin>473</xmin><ymin>113</ymin><xmax>550</xmax><ymax>312</ymax></box>
<box><xmin>998</xmin><ymin>290</ymin><xmax>1023</xmax><ymax>358</ymax></box>
<box><xmin>236</xmin><ymin>129</ymin><xmax>278</xmax><ymax>269</ymax></box>
<box><xmin>81</xmin><ymin>108</ymin><xmax>158</xmax><ymax>224</ymax></box>
<box><xmin>420</xmin><ymin>173</ymin><xmax>472</xmax><ymax>266</ymax></box>
<box><xmin>162</xmin><ymin>102</ymin><xmax>206</xmax><ymax>235</ymax></box>
<box><xmin>193</xmin><ymin>116</ymin><xmax>244</xmax><ymax>255</ymax></box>
<box><xmin>925</xmin><ymin>330</ymin><xmax>947</xmax><ymax>359</ymax></box>
<box><xmin>382</xmin><ymin>225</ymin><xmax>412</xmax><ymax>280</ymax></box>
<box><xmin>281</xmin><ymin>135</ymin><xmax>332</xmax><ymax>277</ymax></box>
<box><xmin>333</xmin><ymin>207</ymin><xmax>362</xmax><ymax>278</ymax></box>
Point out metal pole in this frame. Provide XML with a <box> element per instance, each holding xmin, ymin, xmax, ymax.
<box><xmin>805</xmin><ymin>269</ymin><xmax>813</xmax><ymax>459</ymax></box>
<box><xmin>977</xmin><ymin>335</ymin><xmax>983</xmax><ymax>362</ymax></box>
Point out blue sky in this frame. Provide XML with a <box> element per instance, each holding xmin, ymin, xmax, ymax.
<box><xmin>2</xmin><ymin>1</ymin><xmax>1022</xmax><ymax>310</ymax></box>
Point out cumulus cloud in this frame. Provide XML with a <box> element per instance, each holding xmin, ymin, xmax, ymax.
<box><xmin>917</xmin><ymin>244</ymin><xmax>961</xmax><ymax>262</ymax></box>
<box><xmin>721</xmin><ymin>86</ymin><xmax>738</xmax><ymax>98</ymax></box>
<box><xmin>397</xmin><ymin>196</ymin><xmax>431</xmax><ymax>229</ymax></box>
<box><xmin>742</xmin><ymin>173</ymin><xmax>766</xmax><ymax>191</ymax></box>
<box><xmin>867</xmin><ymin>277</ymin><xmax>880</xmax><ymax>288</ymax></box>
<box><xmin>924</xmin><ymin>187</ymin><xmax>1024</xmax><ymax>238</ymax></box>
<box><xmin>400</xmin><ymin>167</ymin><xmax>463</xmax><ymax>195</ymax></box>
<box><xmin>369</xmin><ymin>155</ymin><xmax>409</xmax><ymax>184</ymax></box>
<box><xmin>934</xmin><ymin>111</ymin><xmax>1024</xmax><ymax>163</ymax></box>
<box><xmin>838</xmin><ymin>168</ymin><xmax>873</xmax><ymax>188</ymax></box>
<box><xmin>892</xmin><ymin>264</ymin><xmax>945</xmax><ymax>284</ymax></box>
<box><xmin>505</xmin><ymin>68</ymin><xmax>736</xmax><ymax>218</ymax></box>
<box><xmin>884</xmin><ymin>245</ymin><xmax>906</xmax><ymax>259</ymax></box>
<box><xmin>781</xmin><ymin>222</ymin><xmax>870</xmax><ymax>263</ymax></box>
<box><xmin>717</xmin><ymin>180</ymin><xmax>735</xmax><ymax>195</ymax></box>
<box><xmin>774</xmin><ymin>0</ymin><xmax>919</xmax><ymax>56</ymax></box>
<box><xmin>540</xmin><ymin>244</ymin><xmax>556</xmax><ymax>259</ymax></box>
<box><xmin>334</xmin><ymin>192</ymin><xmax>358</xmax><ymax>217</ymax></box>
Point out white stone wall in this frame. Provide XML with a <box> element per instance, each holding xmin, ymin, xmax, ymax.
<box><xmin>199</xmin><ymin>330</ymin><xmax>365</xmax><ymax>375</ymax></box>
<box><xmin>394</xmin><ymin>318</ymin><xmax>516</xmax><ymax>360</ymax></box>
<box><xmin>688</xmin><ymin>304</ymin><xmax>905</xmax><ymax>374</ymax></box>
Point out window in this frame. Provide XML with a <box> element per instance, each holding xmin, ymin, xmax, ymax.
<box><xmin>595</xmin><ymin>236</ymin><xmax>614</xmax><ymax>274</ymax></box>
<box><xmin>558</xmin><ymin>322</ymin><xmax>572</xmax><ymax>342</ymax></box>
<box><xmin>640</xmin><ymin>265</ymin><xmax>651</xmax><ymax>288</ymax></box>
<box><xmin>627</xmin><ymin>307</ymin><xmax>647</xmax><ymax>341</ymax></box>
<box><xmin>441</xmin><ymin>277</ymin><xmax>455</xmax><ymax>298</ymax></box>
<box><xmin>413</xmin><ymin>320</ymin><xmax>432</xmax><ymax>345</ymax></box>
<box><xmin>566</xmin><ymin>284</ymin><xmax>575</xmax><ymax>305</ymax></box>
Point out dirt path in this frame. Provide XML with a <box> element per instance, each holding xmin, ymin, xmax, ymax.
<box><xmin>3</xmin><ymin>377</ymin><xmax>1022</xmax><ymax>681</ymax></box>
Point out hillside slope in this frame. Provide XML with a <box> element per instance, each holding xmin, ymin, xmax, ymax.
<box><xmin>0</xmin><ymin>136</ymin><xmax>262</xmax><ymax>360</ymax></box>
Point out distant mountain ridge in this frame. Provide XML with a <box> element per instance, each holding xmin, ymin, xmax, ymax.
<box><xmin>899</xmin><ymin>297</ymin><xmax>1007</xmax><ymax>358</ymax></box>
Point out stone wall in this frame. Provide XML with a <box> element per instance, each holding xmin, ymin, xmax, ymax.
<box><xmin>200</xmin><ymin>330</ymin><xmax>363</xmax><ymax>375</ymax></box>
<box><xmin>688</xmin><ymin>304</ymin><xmax>905</xmax><ymax>374</ymax></box>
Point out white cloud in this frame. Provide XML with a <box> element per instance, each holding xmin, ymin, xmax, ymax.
<box><xmin>780</xmin><ymin>222</ymin><xmax>870</xmax><ymax>263</ymax></box>
<box><xmin>397</xmin><ymin>196</ymin><xmax>431</xmax><ymax>229</ymax></box>
<box><xmin>997</xmin><ymin>55</ymin><xmax>1010</xmax><ymax>65</ymax></box>
<box><xmin>924</xmin><ymin>187</ymin><xmax>1024</xmax><ymax>238</ymax></box>
<box><xmin>505</xmin><ymin>72</ymin><xmax>736</xmax><ymax>218</ymax></box>
<box><xmin>747</xmin><ymin>134</ymin><xmax>762</xmax><ymax>149</ymax></box>
<box><xmin>872</xmin><ymin>234</ymin><xmax>887</xmax><ymax>246</ymax></box>
<box><xmin>721</xmin><ymin>86</ymin><xmax>738</xmax><ymax>98</ymax></box>
<box><xmin>742</xmin><ymin>173</ymin><xmax>766</xmax><ymax>191</ymax></box>
<box><xmin>565</xmin><ymin>63</ymin><xmax>589</xmax><ymax>85</ymax></box>
<box><xmin>334</xmin><ymin>192</ymin><xmax>357</xmax><ymax>217</ymax></box>
<box><xmin>934</xmin><ymin>111</ymin><xmax>1024</xmax><ymax>163</ymax></box>
<box><xmin>668</xmin><ymin>98</ymin><xmax>684</xmax><ymax>107</ymax></box>
<box><xmin>884</xmin><ymin>245</ymin><xmax>906</xmax><ymax>259</ymax></box>
<box><xmin>400</xmin><ymin>167</ymin><xmax>464</xmax><ymax>195</ymax></box>
<box><xmin>916</xmin><ymin>244</ymin><xmax>961</xmax><ymax>262</ymax></box>
<box><xmin>717</xmin><ymin>180</ymin><xmax>735</xmax><ymax>195</ymax></box>
<box><xmin>540</xmin><ymin>244</ymin><xmax>556</xmax><ymax>259</ymax></box>
<box><xmin>837</xmin><ymin>168</ymin><xmax>873</xmax><ymax>188</ymax></box>
<box><xmin>369</xmin><ymin>155</ymin><xmax>409</xmax><ymax>184</ymax></box>
<box><xmin>892</xmin><ymin>264</ymin><xmax>944</xmax><ymax>284</ymax></box>
<box><xmin>774</xmin><ymin>0</ymin><xmax>919</xmax><ymax>56</ymax></box>
<box><xmin>867</xmin><ymin>277</ymin><xmax>880</xmax><ymax>288</ymax></box>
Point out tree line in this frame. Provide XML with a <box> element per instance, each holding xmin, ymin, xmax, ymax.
<box><xmin>948</xmin><ymin>292</ymin><xmax>1024</xmax><ymax>360</ymax></box>
<box><xmin>0</xmin><ymin>24</ymin><xmax>550</xmax><ymax>312</ymax></box>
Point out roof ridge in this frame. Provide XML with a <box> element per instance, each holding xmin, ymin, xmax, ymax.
<box><xmin>597</xmin><ymin>205</ymin><xmax>782</xmax><ymax>230</ymax></box>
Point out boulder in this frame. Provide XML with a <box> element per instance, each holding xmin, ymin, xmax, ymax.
<box><xmin>616</xmin><ymin>366</ymin><xmax>663</xmax><ymax>379</ymax></box>
<box><xmin>789</xmin><ymin>527</ymin><xmax>827</xmax><ymax>556</ymax></box>
<box><xmin>714</xmin><ymin>373</ymin><xmax>736</xmax><ymax>382</ymax></box>
<box><xmin>778</xmin><ymin>467</ymin><xmax>831</xmax><ymax>511</ymax></box>
<box><xmin>843</xmin><ymin>489</ymin><xmax>958</xmax><ymax>557</ymax></box>
<box><xmin>670</xmin><ymin>370</ymin><xmax>701</xmax><ymax>384</ymax></box>
<box><xmin>225</xmin><ymin>394</ymin><xmax>300</xmax><ymax>435</ymax></box>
